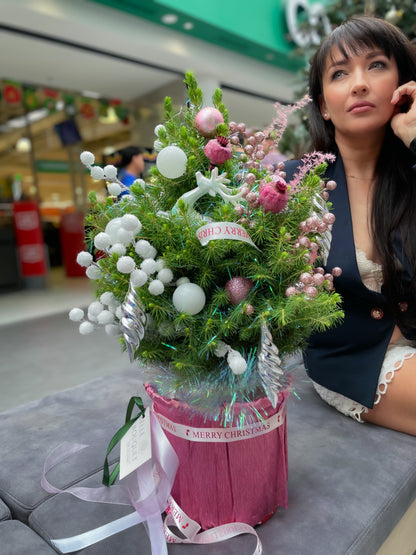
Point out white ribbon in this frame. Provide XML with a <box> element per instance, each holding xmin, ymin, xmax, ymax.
<box><xmin>164</xmin><ymin>497</ymin><xmax>263</xmax><ymax>554</ymax></box>
<box><xmin>196</xmin><ymin>221</ymin><xmax>258</xmax><ymax>248</ymax></box>
<box><xmin>154</xmin><ymin>402</ymin><xmax>286</xmax><ymax>443</ymax></box>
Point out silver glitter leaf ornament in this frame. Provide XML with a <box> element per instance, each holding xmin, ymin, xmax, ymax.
<box><xmin>120</xmin><ymin>284</ymin><xmax>146</xmax><ymax>362</ymax></box>
<box><xmin>257</xmin><ymin>323</ymin><xmax>285</xmax><ymax>407</ymax></box>
<box><xmin>312</xmin><ymin>192</ymin><xmax>332</xmax><ymax>265</ymax></box>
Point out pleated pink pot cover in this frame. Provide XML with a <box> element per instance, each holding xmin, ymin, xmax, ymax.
<box><xmin>146</xmin><ymin>384</ymin><xmax>290</xmax><ymax>530</ymax></box>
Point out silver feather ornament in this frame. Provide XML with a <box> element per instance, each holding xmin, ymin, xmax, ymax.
<box><xmin>312</xmin><ymin>192</ymin><xmax>332</xmax><ymax>265</ymax></box>
<box><xmin>257</xmin><ymin>323</ymin><xmax>285</xmax><ymax>407</ymax></box>
<box><xmin>120</xmin><ymin>284</ymin><xmax>146</xmax><ymax>362</ymax></box>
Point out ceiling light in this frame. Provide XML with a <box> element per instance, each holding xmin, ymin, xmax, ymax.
<box><xmin>161</xmin><ymin>13</ymin><xmax>178</xmax><ymax>24</ymax></box>
<box><xmin>183</xmin><ymin>21</ymin><xmax>194</xmax><ymax>30</ymax></box>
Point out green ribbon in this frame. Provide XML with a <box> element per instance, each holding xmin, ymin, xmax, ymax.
<box><xmin>102</xmin><ymin>396</ymin><xmax>145</xmax><ymax>486</ymax></box>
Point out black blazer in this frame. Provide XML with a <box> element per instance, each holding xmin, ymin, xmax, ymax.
<box><xmin>285</xmin><ymin>155</ymin><xmax>414</xmax><ymax>408</ymax></box>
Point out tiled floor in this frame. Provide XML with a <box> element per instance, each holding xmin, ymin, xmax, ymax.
<box><xmin>0</xmin><ymin>267</ymin><xmax>136</xmax><ymax>412</ymax></box>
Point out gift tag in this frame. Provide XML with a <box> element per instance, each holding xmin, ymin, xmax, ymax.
<box><xmin>119</xmin><ymin>407</ymin><xmax>152</xmax><ymax>480</ymax></box>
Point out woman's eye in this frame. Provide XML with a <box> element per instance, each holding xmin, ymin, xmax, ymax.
<box><xmin>331</xmin><ymin>70</ymin><xmax>345</xmax><ymax>80</ymax></box>
<box><xmin>370</xmin><ymin>60</ymin><xmax>386</xmax><ymax>69</ymax></box>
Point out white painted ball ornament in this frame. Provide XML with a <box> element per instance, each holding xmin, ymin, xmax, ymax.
<box><xmin>172</xmin><ymin>282</ymin><xmax>206</xmax><ymax>315</ymax></box>
<box><xmin>156</xmin><ymin>146</ymin><xmax>187</xmax><ymax>179</ymax></box>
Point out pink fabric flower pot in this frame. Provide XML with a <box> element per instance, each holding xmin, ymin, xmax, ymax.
<box><xmin>145</xmin><ymin>384</ymin><xmax>290</xmax><ymax>530</ymax></box>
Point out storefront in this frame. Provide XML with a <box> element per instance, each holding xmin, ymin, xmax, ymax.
<box><xmin>0</xmin><ymin>0</ymin><xmax>331</xmax><ymax>289</ymax></box>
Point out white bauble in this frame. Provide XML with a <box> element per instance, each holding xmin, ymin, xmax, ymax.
<box><xmin>69</xmin><ymin>308</ymin><xmax>84</xmax><ymax>322</ymax></box>
<box><xmin>130</xmin><ymin>269</ymin><xmax>148</xmax><ymax>287</ymax></box>
<box><xmin>157</xmin><ymin>268</ymin><xmax>174</xmax><ymax>284</ymax></box>
<box><xmin>176</xmin><ymin>277</ymin><xmax>190</xmax><ymax>286</ymax></box>
<box><xmin>135</xmin><ymin>240</ymin><xmax>157</xmax><ymax>259</ymax></box>
<box><xmin>100</xmin><ymin>291</ymin><xmax>115</xmax><ymax>305</ymax></box>
<box><xmin>140</xmin><ymin>258</ymin><xmax>157</xmax><ymax>275</ymax></box>
<box><xmin>80</xmin><ymin>151</ymin><xmax>95</xmax><ymax>166</ymax></box>
<box><xmin>94</xmin><ymin>232</ymin><xmax>111</xmax><ymax>250</ymax></box>
<box><xmin>148</xmin><ymin>279</ymin><xmax>164</xmax><ymax>295</ymax></box>
<box><xmin>156</xmin><ymin>146</ymin><xmax>187</xmax><ymax>179</ymax></box>
<box><xmin>105</xmin><ymin>217</ymin><xmax>123</xmax><ymax>242</ymax></box>
<box><xmin>214</xmin><ymin>341</ymin><xmax>228</xmax><ymax>358</ymax></box>
<box><xmin>116</xmin><ymin>228</ymin><xmax>135</xmax><ymax>245</ymax></box>
<box><xmin>108</xmin><ymin>183</ymin><xmax>122</xmax><ymax>196</ymax></box>
<box><xmin>90</xmin><ymin>166</ymin><xmax>105</xmax><ymax>180</ymax></box>
<box><xmin>88</xmin><ymin>301</ymin><xmax>104</xmax><ymax>317</ymax></box>
<box><xmin>120</xmin><ymin>214</ymin><xmax>141</xmax><ymax>232</ymax></box>
<box><xmin>172</xmin><ymin>283</ymin><xmax>206</xmax><ymax>315</ymax></box>
<box><xmin>108</xmin><ymin>243</ymin><xmax>126</xmax><ymax>256</ymax></box>
<box><xmin>103</xmin><ymin>164</ymin><xmax>118</xmax><ymax>179</ymax></box>
<box><xmin>76</xmin><ymin>251</ymin><xmax>93</xmax><ymax>267</ymax></box>
<box><xmin>79</xmin><ymin>321</ymin><xmax>94</xmax><ymax>335</ymax></box>
<box><xmin>117</xmin><ymin>256</ymin><xmax>136</xmax><ymax>274</ymax></box>
<box><xmin>86</xmin><ymin>265</ymin><xmax>102</xmax><ymax>279</ymax></box>
<box><xmin>97</xmin><ymin>310</ymin><xmax>115</xmax><ymax>325</ymax></box>
<box><xmin>227</xmin><ymin>350</ymin><xmax>247</xmax><ymax>375</ymax></box>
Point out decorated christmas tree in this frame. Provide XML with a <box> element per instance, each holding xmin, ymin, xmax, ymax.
<box><xmin>70</xmin><ymin>72</ymin><xmax>343</xmax><ymax>421</ymax></box>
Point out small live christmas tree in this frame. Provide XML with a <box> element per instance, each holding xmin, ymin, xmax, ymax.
<box><xmin>70</xmin><ymin>72</ymin><xmax>343</xmax><ymax>419</ymax></box>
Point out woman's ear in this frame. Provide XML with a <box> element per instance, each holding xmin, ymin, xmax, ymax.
<box><xmin>319</xmin><ymin>96</ymin><xmax>329</xmax><ymax>120</ymax></box>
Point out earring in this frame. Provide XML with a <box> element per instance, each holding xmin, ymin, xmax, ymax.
<box><xmin>323</xmin><ymin>112</ymin><xmax>328</xmax><ymax>119</ymax></box>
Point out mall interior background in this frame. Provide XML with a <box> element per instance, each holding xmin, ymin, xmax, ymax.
<box><xmin>0</xmin><ymin>0</ymin><xmax>308</xmax><ymax>410</ymax></box>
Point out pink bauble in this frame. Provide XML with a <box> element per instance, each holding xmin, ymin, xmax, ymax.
<box><xmin>204</xmin><ymin>138</ymin><xmax>233</xmax><ymax>165</ymax></box>
<box><xmin>195</xmin><ymin>107</ymin><xmax>224</xmax><ymax>138</ymax></box>
<box><xmin>225</xmin><ymin>277</ymin><xmax>254</xmax><ymax>305</ymax></box>
<box><xmin>258</xmin><ymin>183</ymin><xmax>288</xmax><ymax>214</ymax></box>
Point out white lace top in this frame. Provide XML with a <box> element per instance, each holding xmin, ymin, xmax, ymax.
<box><xmin>355</xmin><ymin>247</ymin><xmax>383</xmax><ymax>292</ymax></box>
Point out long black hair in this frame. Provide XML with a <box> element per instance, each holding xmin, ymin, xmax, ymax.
<box><xmin>309</xmin><ymin>15</ymin><xmax>416</xmax><ymax>331</ymax></box>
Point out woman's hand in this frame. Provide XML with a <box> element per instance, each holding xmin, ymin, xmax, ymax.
<box><xmin>391</xmin><ymin>81</ymin><xmax>416</xmax><ymax>148</ymax></box>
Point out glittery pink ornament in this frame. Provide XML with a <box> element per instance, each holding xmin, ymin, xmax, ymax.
<box><xmin>332</xmin><ymin>266</ymin><xmax>342</xmax><ymax>277</ymax></box>
<box><xmin>285</xmin><ymin>286</ymin><xmax>298</xmax><ymax>297</ymax></box>
<box><xmin>304</xmin><ymin>286</ymin><xmax>318</xmax><ymax>299</ymax></box>
<box><xmin>244</xmin><ymin>304</ymin><xmax>255</xmax><ymax>315</ymax></box>
<box><xmin>300</xmin><ymin>272</ymin><xmax>313</xmax><ymax>284</ymax></box>
<box><xmin>225</xmin><ymin>276</ymin><xmax>253</xmax><ymax>305</ymax></box>
<box><xmin>323</xmin><ymin>213</ymin><xmax>335</xmax><ymax>225</ymax></box>
<box><xmin>258</xmin><ymin>182</ymin><xmax>288</xmax><ymax>214</ymax></box>
<box><xmin>244</xmin><ymin>173</ymin><xmax>256</xmax><ymax>185</ymax></box>
<box><xmin>204</xmin><ymin>137</ymin><xmax>233</xmax><ymax>165</ymax></box>
<box><xmin>313</xmin><ymin>273</ymin><xmax>325</xmax><ymax>286</ymax></box>
<box><xmin>195</xmin><ymin>107</ymin><xmax>224</xmax><ymax>138</ymax></box>
<box><xmin>326</xmin><ymin>180</ymin><xmax>337</xmax><ymax>191</ymax></box>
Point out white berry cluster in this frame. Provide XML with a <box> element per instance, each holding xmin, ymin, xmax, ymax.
<box><xmin>79</xmin><ymin>150</ymin><xmax>145</xmax><ymax>198</ymax></box>
<box><xmin>68</xmin><ymin>291</ymin><xmax>122</xmax><ymax>336</ymax></box>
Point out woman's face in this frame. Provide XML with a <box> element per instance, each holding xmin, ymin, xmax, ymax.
<box><xmin>319</xmin><ymin>44</ymin><xmax>399</xmax><ymax>140</ymax></box>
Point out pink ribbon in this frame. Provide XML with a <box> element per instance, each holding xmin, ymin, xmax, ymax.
<box><xmin>41</xmin><ymin>410</ymin><xmax>178</xmax><ymax>555</ymax></box>
<box><xmin>42</xmin><ymin>409</ymin><xmax>263</xmax><ymax>554</ymax></box>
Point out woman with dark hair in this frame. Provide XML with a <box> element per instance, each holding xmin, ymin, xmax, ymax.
<box><xmin>285</xmin><ymin>15</ymin><xmax>416</xmax><ymax>435</ymax></box>
<box><xmin>115</xmin><ymin>146</ymin><xmax>145</xmax><ymax>193</ymax></box>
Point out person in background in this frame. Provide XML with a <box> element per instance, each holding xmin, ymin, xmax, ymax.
<box><xmin>284</xmin><ymin>15</ymin><xmax>416</xmax><ymax>435</ymax></box>
<box><xmin>115</xmin><ymin>146</ymin><xmax>145</xmax><ymax>194</ymax></box>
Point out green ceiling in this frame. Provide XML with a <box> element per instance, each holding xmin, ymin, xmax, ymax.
<box><xmin>90</xmin><ymin>0</ymin><xmax>304</xmax><ymax>72</ymax></box>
